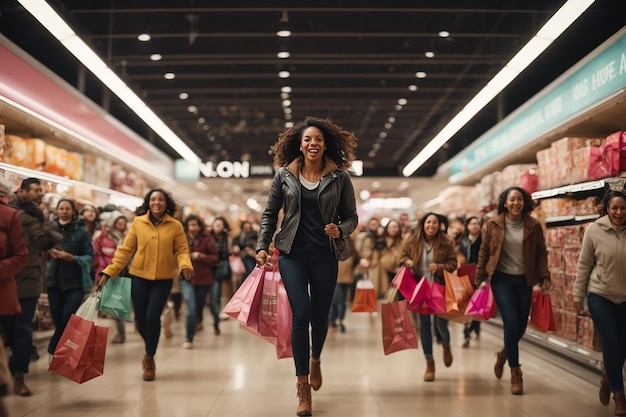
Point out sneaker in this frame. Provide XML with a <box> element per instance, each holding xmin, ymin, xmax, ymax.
<box><xmin>181</xmin><ymin>342</ymin><xmax>193</xmax><ymax>350</ymax></box>
<box><xmin>462</xmin><ymin>338</ymin><xmax>470</xmax><ymax>348</ymax></box>
<box><xmin>340</xmin><ymin>323</ymin><xmax>346</xmax><ymax>333</ymax></box>
<box><xmin>112</xmin><ymin>334</ymin><xmax>125</xmax><ymax>344</ymax></box>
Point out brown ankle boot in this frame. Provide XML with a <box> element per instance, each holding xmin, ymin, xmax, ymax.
<box><xmin>310</xmin><ymin>358</ymin><xmax>322</xmax><ymax>391</ymax></box>
<box><xmin>600</xmin><ymin>369</ymin><xmax>610</xmax><ymax>405</ymax></box>
<box><xmin>511</xmin><ymin>367</ymin><xmax>523</xmax><ymax>395</ymax></box>
<box><xmin>614</xmin><ymin>391</ymin><xmax>626</xmax><ymax>416</ymax></box>
<box><xmin>424</xmin><ymin>358</ymin><xmax>435</xmax><ymax>382</ymax></box>
<box><xmin>13</xmin><ymin>376</ymin><xmax>31</xmax><ymax>397</ymax></box>
<box><xmin>142</xmin><ymin>355</ymin><xmax>155</xmax><ymax>381</ymax></box>
<box><xmin>494</xmin><ymin>349</ymin><xmax>506</xmax><ymax>380</ymax></box>
<box><xmin>296</xmin><ymin>382</ymin><xmax>312</xmax><ymax>416</ymax></box>
<box><xmin>443</xmin><ymin>345</ymin><xmax>453</xmax><ymax>367</ymax></box>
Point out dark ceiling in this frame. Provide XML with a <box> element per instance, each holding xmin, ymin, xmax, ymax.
<box><xmin>0</xmin><ymin>1</ymin><xmax>624</xmax><ymax>177</ymax></box>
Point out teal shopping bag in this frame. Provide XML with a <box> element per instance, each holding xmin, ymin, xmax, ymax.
<box><xmin>99</xmin><ymin>277</ymin><xmax>132</xmax><ymax>320</ymax></box>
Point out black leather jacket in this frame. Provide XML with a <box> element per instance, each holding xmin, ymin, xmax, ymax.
<box><xmin>257</xmin><ymin>157</ymin><xmax>358</xmax><ymax>257</ymax></box>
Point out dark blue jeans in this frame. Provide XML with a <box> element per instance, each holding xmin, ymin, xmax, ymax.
<box><xmin>131</xmin><ymin>277</ymin><xmax>173</xmax><ymax>356</ymax></box>
<box><xmin>278</xmin><ymin>250</ymin><xmax>338</xmax><ymax>376</ymax></box>
<box><xmin>588</xmin><ymin>292</ymin><xmax>626</xmax><ymax>393</ymax></box>
<box><xmin>329</xmin><ymin>283</ymin><xmax>350</xmax><ymax>323</ymax></box>
<box><xmin>419</xmin><ymin>314</ymin><xmax>450</xmax><ymax>358</ymax></box>
<box><xmin>194</xmin><ymin>285</ymin><xmax>212</xmax><ymax>325</ymax></box>
<box><xmin>211</xmin><ymin>281</ymin><xmax>222</xmax><ymax>325</ymax></box>
<box><xmin>0</xmin><ymin>296</ymin><xmax>38</xmax><ymax>375</ymax></box>
<box><xmin>179</xmin><ymin>279</ymin><xmax>196</xmax><ymax>342</ymax></box>
<box><xmin>490</xmin><ymin>272</ymin><xmax>532</xmax><ymax>368</ymax></box>
<box><xmin>47</xmin><ymin>287</ymin><xmax>85</xmax><ymax>355</ymax></box>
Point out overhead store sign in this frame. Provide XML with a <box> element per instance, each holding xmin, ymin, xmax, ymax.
<box><xmin>175</xmin><ymin>159</ymin><xmax>274</xmax><ymax>180</ymax></box>
<box><xmin>445</xmin><ymin>31</ymin><xmax>626</xmax><ymax>182</ymax></box>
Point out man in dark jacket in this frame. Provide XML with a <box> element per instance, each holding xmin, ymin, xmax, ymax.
<box><xmin>4</xmin><ymin>178</ymin><xmax>61</xmax><ymax>396</ymax></box>
<box><xmin>0</xmin><ymin>177</ymin><xmax>28</xmax><ymax>402</ymax></box>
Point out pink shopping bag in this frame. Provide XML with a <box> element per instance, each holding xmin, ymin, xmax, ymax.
<box><xmin>275</xmin><ymin>279</ymin><xmax>293</xmax><ymax>359</ymax></box>
<box><xmin>464</xmin><ymin>282</ymin><xmax>497</xmax><ymax>321</ymax></box>
<box><xmin>222</xmin><ymin>266</ymin><xmax>264</xmax><ymax>326</ymax></box>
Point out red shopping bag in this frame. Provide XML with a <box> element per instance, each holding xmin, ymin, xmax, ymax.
<box><xmin>275</xmin><ymin>279</ymin><xmax>293</xmax><ymax>359</ymax></box>
<box><xmin>48</xmin><ymin>314</ymin><xmax>109</xmax><ymax>383</ymax></box>
<box><xmin>439</xmin><ymin>270</ymin><xmax>475</xmax><ymax>324</ymax></box>
<box><xmin>464</xmin><ymin>282</ymin><xmax>497</xmax><ymax>321</ymax></box>
<box><xmin>257</xmin><ymin>267</ymin><xmax>280</xmax><ymax>338</ymax></box>
<box><xmin>222</xmin><ymin>266</ymin><xmax>264</xmax><ymax>326</ymax></box>
<box><xmin>529</xmin><ymin>289</ymin><xmax>556</xmax><ymax>332</ymax></box>
<box><xmin>381</xmin><ymin>299</ymin><xmax>418</xmax><ymax>355</ymax></box>
<box><xmin>352</xmin><ymin>278</ymin><xmax>378</xmax><ymax>313</ymax></box>
<box><xmin>458</xmin><ymin>263</ymin><xmax>477</xmax><ymax>285</ymax></box>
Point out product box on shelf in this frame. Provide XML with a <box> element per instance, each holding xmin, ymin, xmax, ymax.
<box><xmin>479</xmin><ymin>173</ymin><xmax>495</xmax><ymax>207</ymax></box>
<box><xmin>562</xmin><ymin>249</ymin><xmax>581</xmax><ymax>276</ymax></box>
<box><xmin>547</xmin><ymin>249</ymin><xmax>563</xmax><ymax>271</ymax></box>
<box><xmin>601</xmin><ymin>131</ymin><xmax>626</xmax><ymax>176</ymax></box>
<box><xmin>65</xmin><ymin>152</ymin><xmax>83</xmax><ymax>180</ymax></box>
<box><xmin>551</xmin><ymin>137</ymin><xmax>604</xmax><ymax>187</ymax></box>
<box><xmin>536</xmin><ymin>147</ymin><xmax>555</xmax><ymax>190</ymax></box>
<box><xmin>43</xmin><ymin>144</ymin><xmax>68</xmax><ymax>177</ymax></box>
<box><xmin>562</xmin><ymin>273</ymin><xmax>576</xmax><ymax>312</ymax></box>
<box><xmin>23</xmin><ymin>139</ymin><xmax>45</xmax><ymax>170</ymax></box>
<box><xmin>575</xmin><ymin>197</ymin><xmax>600</xmax><ymax>216</ymax></box>
<box><xmin>3</xmin><ymin>135</ymin><xmax>26</xmax><ymax>166</ymax></box>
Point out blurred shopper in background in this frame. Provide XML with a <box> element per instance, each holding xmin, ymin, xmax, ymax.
<box><xmin>210</xmin><ymin>216</ymin><xmax>233</xmax><ymax>333</ymax></box>
<box><xmin>46</xmin><ymin>198</ymin><xmax>94</xmax><ymax>356</ymax></box>
<box><xmin>181</xmin><ymin>214</ymin><xmax>219</xmax><ymax>348</ymax></box>
<box><xmin>329</xmin><ymin>234</ymin><xmax>359</xmax><ymax>333</ymax></box>
<box><xmin>459</xmin><ymin>215</ymin><xmax>483</xmax><ymax>348</ymax></box>
<box><xmin>94</xmin><ymin>209</ymin><xmax>129</xmax><ymax>343</ymax></box>
<box><xmin>4</xmin><ymin>178</ymin><xmax>61</xmax><ymax>396</ymax></box>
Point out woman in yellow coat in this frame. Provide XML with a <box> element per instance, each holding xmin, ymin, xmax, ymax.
<box><xmin>99</xmin><ymin>189</ymin><xmax>192</xmax><ymax>381</ymax></box>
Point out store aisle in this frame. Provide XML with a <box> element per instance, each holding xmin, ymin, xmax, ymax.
<box><xmin>4</xmin><ymin>311</ymin><xmax>611</xmax><ymax>417</ymax></box>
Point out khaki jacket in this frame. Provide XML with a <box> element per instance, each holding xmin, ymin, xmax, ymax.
<box><xmin>476</xmin><ymin>213</ymin><xmax>549</xmax><ymax>286</ymax></box>
<box><xmin>574</xmin><ymin>216</ymin><xmax>626</xmax><ymax>304</ymax></box>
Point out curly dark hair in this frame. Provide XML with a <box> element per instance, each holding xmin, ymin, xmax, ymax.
<box><xmin>212</xmin><ymin>216</ymin><xmax>231</xmax><ymax>234</ymax></box>
<box><xmin>405</xmin><ymin>212</ymin><xmax>452</xmax><ymax>254</ymax></box>
<box><xmin>270</xmin><ymin>116</ymin><xmax>357</xmax><ymax>170</ymax></box>
<box><xmin>497</xmin><ymin>186</ymin><xmax>534</xmax><ymax>215</ymax></box>
<box><xmin>600</xmin><ymin>190</ymin><xmax>626</xmax><ymax>216</ymax></box>
<box><xmin>136</xmin><ymin>188</ymin><xmax>177</xmax><ymax>216</ymax></box>
<box><xmin>183</xmin><ymin>214</ymin><xmax>206</xmax><ymax>237</ymax></box>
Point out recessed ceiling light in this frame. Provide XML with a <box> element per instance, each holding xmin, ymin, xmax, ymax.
<box><xmin>277</xmin><ymin>30</ymin><xmax>291</xmax><ymax>37</ymax></box>
<box><xmin>198</xmin><ymin>117</ymin><xmax>205</xmax><ymax>124</ymax></box>
<box><xmin>396</xmin><ymin>105</ymin><xmax>403</xmax><ymax>111</ymax></box>
<box><xmin>415</xmin><ymin>71</ymin><xmax>427</xmax><ymax>78</ymax></box>
<box><xmin>138</xmin><ymin>33</ymin><xmax>151</xmax><ymax>42</ymax></box>
<box><xmin>379</xmin><ymin>132</ymin><xmax>388</xmax><ymax>138</ymax></box>
<box><xmin>277</xmin><ymin>51</ymin><xmax>290</xmax><ymax>59</ymax></box>
<box><xmin>164</xmin><ymin>72</ymin><xmax>175</xmax><ymax>80</ymax></box>
<box><xmin>285</xmin><ymin>121</ymin><xmax>294</xmax><ymax>128</ymax></box>
<box><xmin>372</xmin><ymin>181</ymin><xmax>381</xmax><ymax>189</ymax></box>
<box><xmin>408</xmin><ymin>84</ymin><xmax>418</xmax><ymax>91</ymax></box>
<box><xmin>285</xmin><ymin>113</ymin><xmax>292</xmax><ymax>120</ymax></box>
<box><xmin>398</xmin><ymin>98</ymin><xmax>408</xmax><ymax>105</ymax></box>
<box><xmin>278</xmin><ymin>71</ymin><xmax>290</xmax><ymax>78</ymax></box>
<box><xmin>187</xmin><ymin>105</ymin><xmax>198</xmax><ymax>113</ymax></box>
<box><xmin>373</xmin><ymin>143</ymin><xmax>381</xmax><ymax>150</ymax></box>
<box><xmin>388</xmin><ymin>116</ymin><xmax>396</xmax><ymax>123</ymax></box>
<box><xmin>282</xmin><ymin>99</ymin><xmax>291</xmax><ymax>107</ymax></box>
<box><xmin>281</xmin><ymin>92</ymin><xmax>289</xmax><ymax>99</ymax></box>
<box><xmin>438</xmin><ymin>30</ymin><xmax>450</xmax><ymax>38</ymax></box>
<box><xmin>150</xmin><ymin>53</ymin><xmax>162</xmax><ymax>61</ymax></box>
<box><xmin>384</xmin><ymin>123</ymin><xmax>392</xmax><ymax>129</ymax></box>
<box><xmin>202</xmin><ymin>125</ymin><xmax>209</xmax><ymax>131</ymax></box>
<box><xmin>284</xmin><ymin>108</ymin><xmax>292</xmax><ymax>114</ymax></box>
<box><xmin>281</xmin><ymin>86</ymin><xmax>292</xmax><ymax>93</ymax></box>
<box><xmin>425</xmin><ymin>51</ymin><xmax>435</xmax><ymax>58</ymax></box>
<box><xmin>179</xmin><ymin>92</ymin><xmax>188</xmax><ymax>100</ymax></box>
<box><xmin>368</xmin><ymin>151</ymin><xmax>376</xmax><ymax>158</ymax></box>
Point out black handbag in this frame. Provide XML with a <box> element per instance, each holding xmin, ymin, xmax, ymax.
<box><xmin>212</xmin><ymin>260</ymin><xmax>231</xmax><ymax>281</ymax></box>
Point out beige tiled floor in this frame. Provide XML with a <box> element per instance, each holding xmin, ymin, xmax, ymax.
<box><xmin>3</xmin><ymin>310</ymin><xmax>613</xmax><ymax>417</ymax></box>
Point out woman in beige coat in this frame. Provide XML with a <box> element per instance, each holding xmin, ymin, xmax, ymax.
<box><xmin>329</xmin><ymin>235</ymin><xmax>359</xmax><ymax>332</ymax></box>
